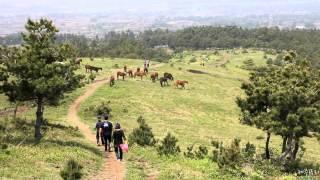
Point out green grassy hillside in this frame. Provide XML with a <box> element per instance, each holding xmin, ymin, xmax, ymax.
<box><xmin>77</xmin><ymin>50</ymin><xmax>320</xmax><ymax>179</ymax></box>
<box><xmin>1</xmin><ymin>50</ymin><xmax>319</xmax><ymax>179</ymax></box>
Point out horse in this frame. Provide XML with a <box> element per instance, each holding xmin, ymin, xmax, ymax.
<box><xmin>160</xmin><ymin>77</ymin><xmax>169</xmax><ymax>87</ymax></box>
<box><xmin>174</xmin><ymin>80</ymin><xmax>188</xmax><ymax>89</ymax></box>
<box><xmin>127</xmin><ymin>70</ymin><xmax>133</xmax><ymax>77</ymax></box>
<box><xmin>136</xmin><ymin>67</ymin><xmax>141</xmax><ymax>72</ymax></box>
<box><xmin>164</xmin><ymin>72</ymin><xmax>174</xmax><ymax>81</ymax></box>
<box><xmin>85</xmin><ymin>65</ymin><xmax>102</xmax><ymax>73</ymax></box>
<box><xmin>109</xmin><ymin>75</ymin><xmax>115</xmax><ymax>87</ymax></box>
<box><xmin>124</xmin><ymin>65</ymin><xmax>127</xmax><ymax>72</ymax></box>
<box><xmin>117</xmin><ymin>71</ymin><xmax>126</xmax><ymax>80</ymax></box>
<box><xmin>75</xmin><ymin>58</ymin><xmax>82</xmax><ymax>66</ymax></box>
<box><xmin>134</xmin><ymin>72</ymin><xmax>146</xmax><ymax>80</ymax></box>
<box><xmin>150</xmin><ymin>72</ymin><xmax>158</xmax><ymax>82</ymax></box>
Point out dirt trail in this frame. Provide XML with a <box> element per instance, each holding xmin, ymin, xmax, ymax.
<box><xmin>67</xmin><ymin>78</ymin><xmax>125</xmax><ymax>180</ymax></box>
<box><xmin>67</xmin><ymin>63</ymin><xmax>163</xmax><ymax>180</ymax></box>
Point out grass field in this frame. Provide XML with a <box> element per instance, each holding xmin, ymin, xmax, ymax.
<box><xmin>1</xmin><ymin>50</ymin><xmax>319</xmax><ymax>179</ymax></box>
<box><xmin>77</xmin><ymin>50</ymin><xmax>320</xmax><ymax>179</ymax></box>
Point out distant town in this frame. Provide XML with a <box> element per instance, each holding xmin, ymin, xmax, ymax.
<box><xmin>1</xmin><ymin>13</ymin><xmax>320</xmax><ymax>37</ymax></box>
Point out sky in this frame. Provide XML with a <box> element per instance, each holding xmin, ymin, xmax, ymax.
<box><xmin>0</xmin><ymin>0</ymin><xmax>319</xmax><ymax>16</ymax></box>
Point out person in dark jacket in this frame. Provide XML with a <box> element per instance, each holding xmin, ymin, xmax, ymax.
<box><xmin>113</xmin><ymin>123</ymin><xmax>126</xmax><ymax>161</ymax></box>
<box><xmin>95</xmin><ymin>118</ymin><xmax>104</xmax><ymax>146</ymax></box>
<box><xmin>102</xmin><ymin>119</ymin><xmax>113</xmax><ymax>152</ymax></box>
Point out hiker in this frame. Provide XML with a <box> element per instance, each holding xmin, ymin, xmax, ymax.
<box><xmin>113</xmin><ymin>123</ymin><xmax>126</xmax><ymax>161</ymax></box>
<box><xmin>147</xmin><ymin>59</ymin><xmax>150</xmax><ymax>68</ymax></box>
<box><xmin>95</xmin><ymin>117</ymin><xmax>104</xmax><ymax>146</ymax></box>
<box><xmin>102</xmin><ymin>117</ymin><xmax>113</xmax><ymax>152</ymax></box>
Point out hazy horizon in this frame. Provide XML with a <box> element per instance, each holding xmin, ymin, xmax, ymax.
<box><xmin>1</xmin><ymin>0</ymin><xmax>320</xmax><ymax>17</ymax></box>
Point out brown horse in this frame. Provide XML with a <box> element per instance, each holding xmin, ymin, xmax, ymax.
<box><xmin>75</xmin><ymin>58</ymin><xmax>82</xmax><ymax>66</ymax></box>
<box><xmin>117</xmin><ymin>71</ymin><xmax>126</xmax><ymax>80</ymax></box>
<box><xmin>150</xmin><ymin>72</ymin><xmax>158</xmax><ymax>82</ymax></box>
<box><xmin>127</xmin><ymin>69</ymin><xmax>133</xmax><ymax>77</ymax></box>
<box><xmin>134</xmin><ymin>71</ymin><xmax>146</xmax><ymax>80</ymax></box>
<box><xmin>174</xmin><ymin>80</ymin><xmax>188</xmax><ymax>89</ymax></box>
<box><xmin>109</xmin><ymin>75</ymin><xmax>115</xmax><ymax>87</ymax></box>
<box><xmin>85</xmin><ymin>65</ymin><xmax>102</xmax><ymax>73</ymax></box>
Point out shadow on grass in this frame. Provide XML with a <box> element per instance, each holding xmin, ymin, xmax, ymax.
<box><xmin>3</xmin><ymin>136</ymin><xmax>102</xmax><ymax>156</ymax></box>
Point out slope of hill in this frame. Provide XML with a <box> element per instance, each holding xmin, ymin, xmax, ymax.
<box><xmin>77</xmin><ymin>50</ymin><xmax>320</xmax><ymax>178</ymax></box>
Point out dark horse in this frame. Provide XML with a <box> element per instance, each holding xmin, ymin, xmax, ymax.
<box><xmin>85</xmin><ymin>65</ymin><xmax>102</xmax><ymax>73</ymax></box>
<box><xmin>159</xmin><ymin>77</ymin><xmax>169</xmax><ymax>87</ymax></box>
<box><xmin>164</xmin><ymin>72</ymin><xmax>174</xmax><ymax>81</ymax></box>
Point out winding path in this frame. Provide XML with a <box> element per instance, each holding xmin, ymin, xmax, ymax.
<box><xmin>67</xmin><ymin>78</ymin><xmax>125</xmax><ymax>180</ymax></box>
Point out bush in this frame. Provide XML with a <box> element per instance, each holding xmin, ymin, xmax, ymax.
<box><xmin>128</xmin><ymin>116</ymin><xmax>156</xmax><ymax>146</ymax></box>
<box><xmin>266</xmin><ymin>58</ymin><xmax>273</xmax><ymax>65</ymax></box>
<box><xmin>95</xmin><ymin>101</ymin><xmax>112</xmax><ymax>116</ymax></box>
<box><xmin>113</xmin><ymin>64</ymin><xmax>119</xmax><ymax>68</ymax></box>
<box><xmin>88</xmin><ymin>73</ymin><xmax>96</xmax><ymax>82</ymax></box>
<box><xmin>60</xmin><ymin>159</ymin><xmax>83</xmax><ymax>180</ymax></box>
<box><xmin>242</xmin><ymin>49</ymin><xmax>249</xmax><ymax>53</ymax></box>
<box><xmin>189</xmin><ymin>57</ymin><xmax>197</xmax><ymax>63</ymax></box>
<box><xmin>184</xmin><ymin>144</ymin><xmax>208</xmax><ymax>159</ymax></box>
<box><xmin>157</xmin><ymin>132</ymin><xmax>180</xmax><ymax>156</ymax></box>
<box><xmin>243</xmin><ymin>142</ymin><xmax>256</xmax><ymax>159</ymax></box>
<box><xmin>212</xmin><ymin>138</ymin><xmax>242</xmax><ymax>169</ymax></box>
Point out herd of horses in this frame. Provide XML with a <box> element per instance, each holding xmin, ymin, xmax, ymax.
<box><xmin>111</xmin><ymin>65</ymin><xmax>188</xmax><ymax>89</ymax></box>
<box><xmin>74</xmin><ymin>58</ymin><xmax>188</xmax><ymax>89</ymax></box>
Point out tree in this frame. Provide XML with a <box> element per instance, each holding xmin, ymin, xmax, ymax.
<box><xmin>0</xmin><ymin>18</ymin><xmax>84</xmax><ymax>139</ymax></box>
<box><xmin>237</xmin><ymin>53</ymin><xmax>320</xmax><ymax>162</ymax></box>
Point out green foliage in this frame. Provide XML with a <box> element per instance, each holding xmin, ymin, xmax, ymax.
<box><xmin>60</xmin><ymin>159</ymin><xmax>83</xmax><ymax>180</ymax></box>
<box><xmin>95</xmin><ymin>101</ymin><xmax>112</xmax><ymax>116</ymax></box>
<box><xmin>237</xmin><ymin>53</ymin><xmax>320</xmax><ymax>162</ymax></box>
<box><xmin>241</xmin><ymin>59</ymin><xmax>256</xmax><ymax>70</ymax></box>
<box><xmin>157</xmin><ymin>133</ymin><xmax>180</xmax><ymax>156</ymax></box>
<box><xmin>128</xmin><ymin>116</ymin><xmax>156</xmax><ymax>146</ymax></box>
<box><xmin>0</xmin><ymin>18</ymin><xmax>84</xmax><ymax>139</ymax></box>
<box><xmin>113</xmin><ymin>64</ymin><xmax>120</xmax><ymax>68</ymax></box>
<box><xmin>189</xmin><ymin>57</ymin><xmax>197</xmax><ymax>63</ymax></box>
<box><xmin>184</xmin><ymin>144</ymin><xmax>208</xmax><ymax>159</ymax></box>
<box><xmin>212</xmin><ymin>138</ymin><xmax>242</xmax><ymax>169</ymax></box>
<box><xmin>243</xmin><ymin>142</ymin><xmax>256</xmax><ymax>158</ymax></box>
<box><xmin>266</xmin><ymin>58</ymin><xmax>273</xmax><ymax>65</ymax></box>
<box><xmin>242</xmin><ymin>49</ymin><xmax>249</xmax><ymax>54</ymax></box>
<box><xmin>88</xmin><ymin>73</ymin><xmax>96</xmax><ymax>82</ymax></box>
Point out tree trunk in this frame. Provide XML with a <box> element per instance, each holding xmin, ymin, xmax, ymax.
<box><xmin>292</xmin><ymin>138</ymin><xmax>300</xmax><ymax>160</ymax></box>
<box><xmin>34</xmin><ymin>97</ymin><xmax>43</xmax><ymax>140</ymax></box>
<box><xmin>280</xmin><ymin>136</ymin><xmax>293</xmax><ymax>161</ymax></box>
<box><xmin>282</xmin><ymin>136</ymin><xmax>287</xmax><ymax>153</ymax></box>
<box><xmin>13</xmin><ymin>102</ymin><xmax>19</xmax><ymax>120</ymax></box>
<box><xmin>265</xmin><ymin>131</ymin><xmax>271</xmax><ymax>159</ymax></box>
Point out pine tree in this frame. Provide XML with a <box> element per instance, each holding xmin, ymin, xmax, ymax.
<box><xmin>237</xmin><ymin>53</ymin><xmax>320</xmax><ymax>162</ymax></box>
<box><xmin>0</xmin><ymin>19</ymin><xmax>84</xmax><ymax>139</ymax></box>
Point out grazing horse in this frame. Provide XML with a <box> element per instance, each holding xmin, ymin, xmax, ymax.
<box><xmin>85</xmin><ymin>65</ymin><xmax>102</xmax><ymax>73</ymax></box>
<box><xmin>134</xmin><ymin>72</ymin><xmax>146</xmax><ymax>80</ymax></box>
<box><xmin>159</xmin><ymin>77</ymin><xmax>169</xmax><ymax>87</ymax></box>
<box><xmin>150</xmin><ymin>72</ymin><xmax>159</xmax><ymax>82</ymax></box>
<box><xmin>127</xmin><ymin>70</ymin><xmax>133</xmax><ymax>77</ymax></box>
<box><xmin>75</xmin><ymin>58</ymin><xmax>82</xmax><ymax>66</ymax></box>
<box><xmin>117</xmin><ymin>71</ymin><xmax>126</xmax><ymax>80</ymax></box>
<box><xmin>109</xmin><ymin>75</ymin><xmax>115</xmax><ymax>87</ymax></box>
<box><xmin>124</xmin><ymin>65</ymin><xmax>127</xmax><ymax>72</ymax></box>
<box><xmin>164</xmin><ymin>72</ymin><xmax>174</xmax><ymax>81</ymax></box>
<box><xmin>174</xmin><ymin>80</ymin><xmax>188</xmax><ymax>89</ymax></box>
